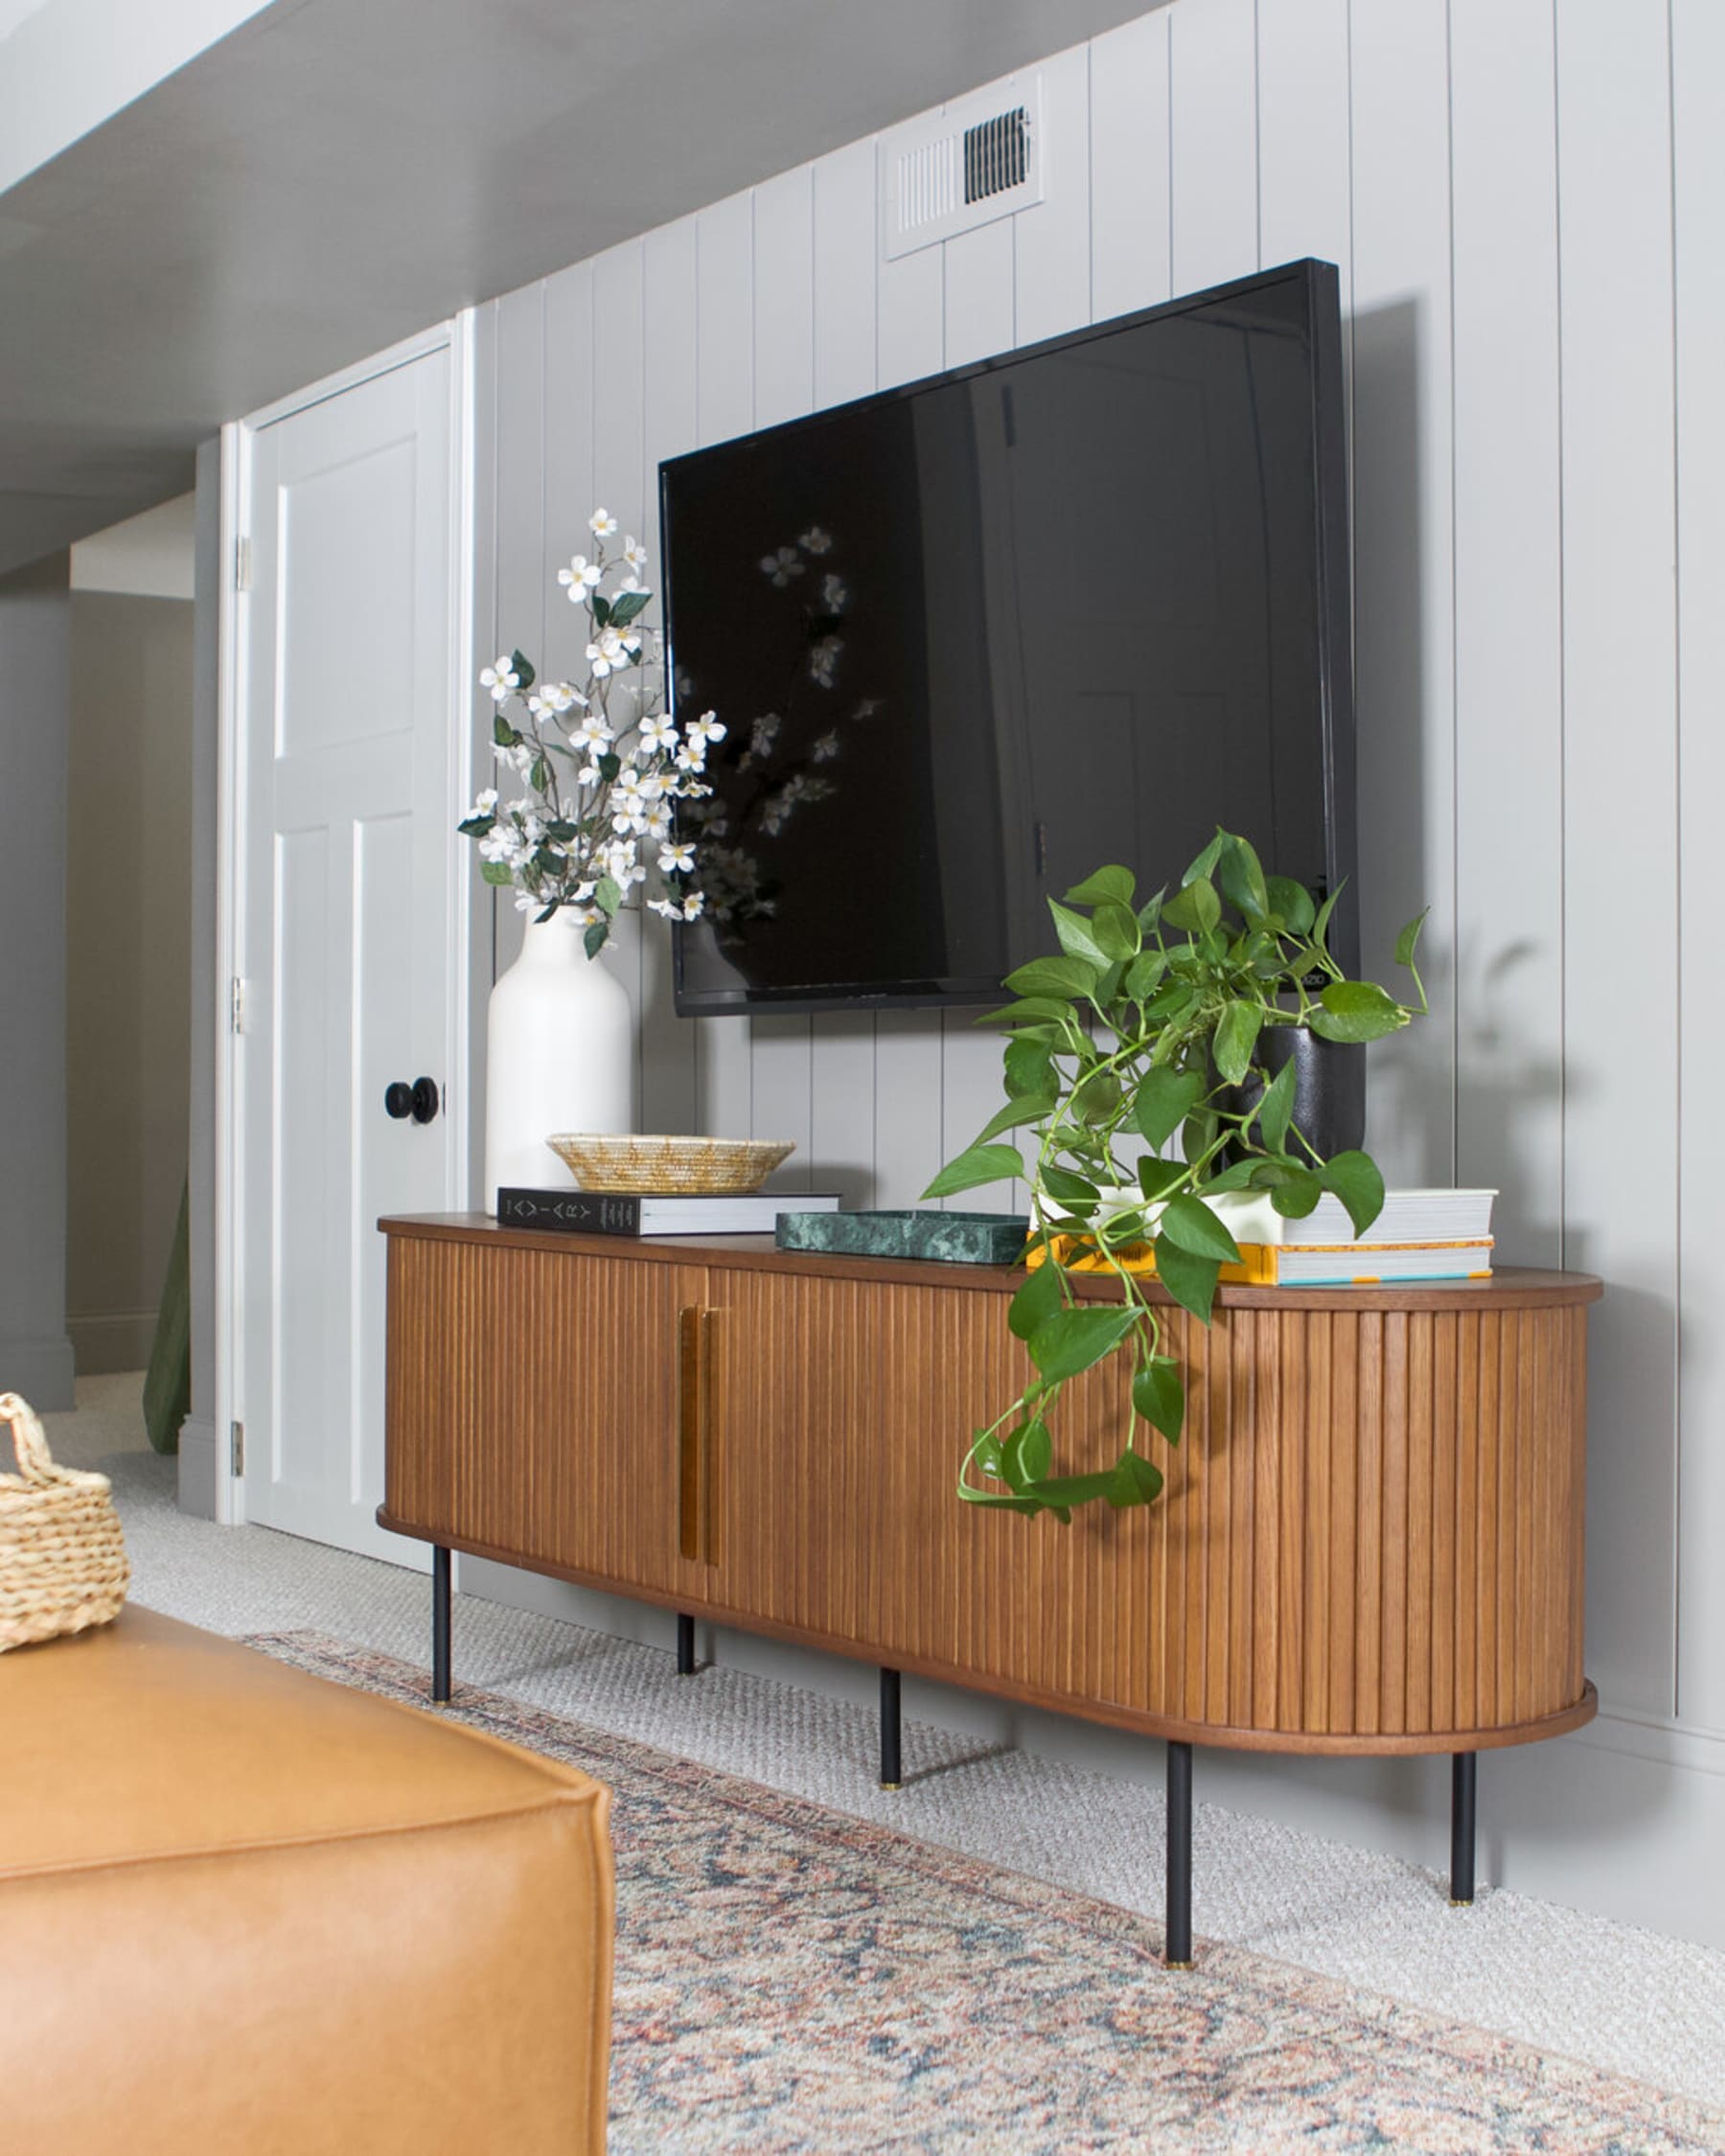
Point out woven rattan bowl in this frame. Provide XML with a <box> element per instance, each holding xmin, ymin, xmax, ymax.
<box><xmin>546</xmin><ymin>1133</ymin><xmax>795</xmax><ymax>1195</ymax></box>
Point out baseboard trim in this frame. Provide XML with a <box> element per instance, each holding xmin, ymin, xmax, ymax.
<box><xmin>67</xmin><ymin>1308</ymin><xmax>155</xmax><ymax>1376</ymax></box>
<box><xmin>0</xmin><ymin>1333</ymin><xmax>76</xmax><ymax>1411</ymax></box>
<box><xmin>176</xmin><ymin>1415</ymin><xmax>219</xmax><ymax>1519</ymax></box>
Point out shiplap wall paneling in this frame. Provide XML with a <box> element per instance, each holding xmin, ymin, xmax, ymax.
<box><xmin>1167</xmin><ymin>0</ymin><xmax>1257</xmax><ymax>296</ymax></box>
<box><xmin>1016</xmin><ymin>45</ymin><xmax>1091</xmax><ymax>346</ymax></box>
<box><xmin>640</xmin><ymin>220</ymin><xmax>701</xmax><ymax>1137</ymax></box>
<box><xmin>1255</xmin><ymin>0</ymin><xmax>1350</xmax><ymax>316</ymax></box>
<box><xmin>809</xmin><ymin>137</ymin><xmax>882</xmax><ymax>1208</ymax></box>
<box><xmin>540</xmin><ymin>264</ymin><xmax>597</xmax><ymax>689</ymax></box>
<box><xmin>693</xmin><ymin>191</ymin><xmax>757</xmax><ymax>1144</ymax></box>
<box><xmin>490</xmin><ymin>284</ymin><xmax>549</xmax><ymax>988</ymax></box>
<box><xmin>1089</xmin><ymin>11</ymin><xmax>1172</xmax><ymax>324</ymax></box>
<box><xmin>1673</xmin><ymin>0</ymin><xmax>1723</xmax><ymax>1728</ymax></box>
<box><xmin>747</xmin><ymin>166</ymin><xmax>817</xmax><ymax>1194</ymax></box>
<box><xmin>872</xmin><ymin>119</ymin><xmax>949</xmax><ymax>1210</ymax></box>
<box><xmin>1347</xmin><ymin>0</ymin><xmax>1457</xmax><ymax>1192</ymax></box>
<box><xmin>465</xmin><ymin>301</ymin><xmax>500</xmax><ymax>1201</ymax></box>
<box><xmin>1557</xmin><ymin>0</ymin><xmax>1679</xmax><ymax>1720</ymax></box>
<box><xmin>1448</xmin><ymin>0</ymin><xmax>1563</xmax><ymax>1272</ymax></box>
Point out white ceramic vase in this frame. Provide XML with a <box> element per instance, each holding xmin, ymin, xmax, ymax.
<box><xmin>483</xmin><ymin>913</ymin><xmax>635</xmax><ymax>1209</ymax></box>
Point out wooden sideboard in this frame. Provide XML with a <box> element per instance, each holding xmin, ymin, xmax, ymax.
<box><xmin>380</xmin><ymin>1212</ymin><xmax>1601</xmax><ymax>1958</ymax></box>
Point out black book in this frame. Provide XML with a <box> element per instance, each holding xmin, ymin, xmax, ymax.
<box><xmin>496</xmin><ymin>1186</ymin><xmax>840</xmax><ymax>1236</ymax></box>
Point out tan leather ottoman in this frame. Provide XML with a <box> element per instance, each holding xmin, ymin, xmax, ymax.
<box><xmin>1</xmin><ymin>1606</ymin><xmax>613</xmax><ymax>2155</ymax></box>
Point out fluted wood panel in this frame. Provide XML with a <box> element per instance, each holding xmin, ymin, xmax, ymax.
<box><xmin>384</xmin><ymin>1224</ymin><xmax>1597</xmax><ymax>1755</ymax></box>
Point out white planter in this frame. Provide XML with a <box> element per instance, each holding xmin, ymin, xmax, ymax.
<box><xmin>1035</xmin><ymin>1182</ymin><xmax>1284</xmax><ymax>1244</ymax></box>
<box><xmin>483</xmin><ymin>914</ymin><xmax>635</xmax><ymax>1208</ymax></box>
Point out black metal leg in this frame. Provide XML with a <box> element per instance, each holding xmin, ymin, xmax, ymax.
<box><xmin>676</xmin><ymin>1612</ymin><xmax>697</xmax><ymax>1676</ymax></box>
<box><xmin>1451</xmin><ymin>1751</ymin><xmax>1477</xmax><ymax>1905</ymax></box>
<box><xmin>431</xmin><ymin>1545</ymin><xmax>451</xmax><ymax>1704</ymax></box>
<box><xmin>1165</xmin><ymin>1740</ymin><xmax>1193</xmax><ymax>1968</ymax></box>
<box><xmin>880</xmin><ymin>1667</ymin><xmax>902</xmax><ymax>1790</ymax></box>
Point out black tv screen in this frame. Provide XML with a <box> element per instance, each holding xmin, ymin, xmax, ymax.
<box><xmin>660</xmin><ymin>258</ymin><xmax>1354</xmax><ymax>1016</ymax></box>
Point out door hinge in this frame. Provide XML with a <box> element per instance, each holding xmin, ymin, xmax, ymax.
<box><xmin>235</xmin><ymin>535</ymin><xmax>251</xmax><ymax>591</ymax></box>
<box><xmin>229</xmin><ymin>1420</ymin><xmax>245</xmax><ymax>1476</ymax></box>
<box><xmin>230</xmin><ymin>976</ymin><xmax>246</xmax><ymax>1034</ymax></box>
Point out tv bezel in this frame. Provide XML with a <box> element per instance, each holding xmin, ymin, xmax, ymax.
<box><xmin>659</xmin><ymin>256</ymin><xmax>1357</xmax><ymax>1018</ymax></box>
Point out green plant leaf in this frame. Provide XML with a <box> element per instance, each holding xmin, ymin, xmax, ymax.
<box><xmin>1195</xmin><ymin>1158</ymin><xmax>1260</xmax><ymax>1192</ymax></box>
<box><xmin>590</xmin><ymin>592</ymin><xmax>611</xmax><ymax>627</ymax></box>
<box><xmin>1008</xmin><ymin>1260</ymin><xmax>1064</xmax><ymax>1342</ymax></box>
<box><xmin>509</xmin><ymin>650</ymin><xmax>536</xmax><ymax>690</ymax></box>
<box><xmin>1122</xmin><ymin>949</ymin><xmax>1167</xmax><ymax>1000</ymax></box>
<box><xmin>1136</xmin><ymin>887</ymin><xmax>1166</xmax><ymax>935</ymax></box>
<box><xmin>1182</xmin><ymin>1105</ymin><xmax>1219</xmax><ymax>1165</ymax></box>
<box><xmin>1016</xmin><ymin>1467</ymin><xmax>1119</xmax><ymax>1510</ymax></box>
<box><xmin>595</xmin><ymin>874</ymin><xmax>622</xmax><ymax>917</ymax></box>
<box><xmin>1308</xmin><ymin>980</ymin><xmax>1410</xmax><ymax>1044</ymax></box>
<box><xmin>1038</xmin><ymin>1163</ymin><xmax>1099</xmax><ymax>1204</ymax></box>
<box><xmin>1106</xmin><ymin>1448</ymin><xmax>1166</xmax><ymax>1508</ymax></box>
<box><xmin>1152</xmin><ymin>1236</ymin><xmax>1222</xmax><ymax>1323</ymax></box>
<box><xmin>956</xmin><ymin>1485</ymin><xmax>1043</xmax><ymax>1513</ymax></box>
<box><xmin>1212</xmin><ymin>999</ymin><xmax>1264</xmax><ymax>1086</ymax></box>
<box><xmin>1072</xmin><ymin>1069</ymin><xmax>1123</xmax><ymax>1125</ymax></box>
<box><xmin>1027</xmin><ymin>1304</ymin><xmax>1138</xmax><ymax>1384</ymax></box>
<box><xmin>1216</xmin><ymin>833</ymin><xmax>1270</xmax><ymax>920</ymax></box>
<box><xmin>480</xmin><ymin>860</ymin><xmax>514</xmax><ymax>887</ymax></box>
<box><xmin>1182</xmin><ymin>833</ymin><xmax>1227</xmax><ymax>886</ymax></box>
<box><xmin>1090</xmin><ymin>902</ymin><xmax>1141</xmax><ymax>962</ymax></box>
<box><xmin>921</xmin><ymin>1142</ymin><xmax>1024</xmax><ymax>1200</ymax></box>
<box><xmin>1004</xmin><ymin>954</ymin><xmax>1103</xmax><ymax>1001</ymax></box>
<box><xmin>457</xmin><ymin>814</ymin><xmax>496</xmax><ymax>837</ymax></box>
<box><xmin>1264</xmin><ymin>876</ymin><xmax>1317</xmax><ymax>933</ymax></box>
<box><xmin>1000</xmin><ymin>1417</ymin><xmax>1053</xmax><ymax>1488</ymax></box>
<box><xmin>1270</xmin><ymin>1169</ymin><xmax>1323</xmax><ymax>1219</ymax></box>
<box><xmin>1133</xmin><ymin>1067</ymin><xmax>1207</xmax><ymax>1150</ymax></box>
<box><xmin>979</xmin><ymin>997</ymin><xmax>1075</xmax><ymax>1028</ymax></box>
<box><xmin>583</xmin><ymin>919</ymin><xmax>610</xmax><ymax>958</ymax></box>
<box><xmin>1046</xmin><ymin>900</ymin><xmax>1109</xmax><ymax>967</ymax></box>
<box><xmin>1393</xmin><ymin>906</ymin><xmax>1430</xmax><ymax>970</ymax></box>
<box><xmin>975</xmin><ymin>1093</ymin><xmax>1056</xmax><ymax>1143</ymax></box>
<box><xmin>1158</xmin><ymin>1192</ymin><xmax>1243</xmax><ymax>1264</ymax></box>
<box><xmin>598</xmin><ymin>751</ymin><xmax>622</xmax><ymax>782</ymax></box>
<box><xmin>1318</xmin><ymin>1149</ymin><xmax>1386</xmax><ymax>1234</ymax></box>
<box><xmin>1138</xmin><ymin>1154</ymin><xmax>1193</xmax><ymax>1201</ymax></box>
<box><xmin>1064</xmin><ymin>864</ymin><xmax>1137</xmax><ymax>908</ymax></box>
<box><xmin>1256</xmin><ymin>1055</ymin><xmax>1298</xmax><ymax>1154</ymax></box>
<box><xmin>1162</xmin><ymin>879</ymin><xmax>1221</xmax><ymax>934</ymax></box>
<box><xmin>529</xmin><ymin>757</ymin><xmax>550</xmax><ymax>792</ymax></box>
<box><xmin>1132</xmin><ymin>1357</ymin><xmax>1184</xmax><ymax>1442</ymax></box>
<box><xmin>493</xmin><ymin>715</ymin><xmax>518</xmax><ymax>747</ymax></box>
<box><xmin>1003</xmin><ymin>1036</ymin><xmax>1055</xmax><ymax>1098</ymax></box>
<box><xmin>1310</xmin><ymin>883</ymin><xmax>1343</xmax><ymax>952</ymax></box>
<box><xmin>609</xmin><ymin>588</ymin><xmax>651</xmax><ymax>626</ymax></box>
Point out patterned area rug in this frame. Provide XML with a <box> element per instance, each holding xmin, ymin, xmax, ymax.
<box><xmin>252</xmin><ymin>1631</ymin><xmax>1725</xmax><ymax>2155</ymax></box>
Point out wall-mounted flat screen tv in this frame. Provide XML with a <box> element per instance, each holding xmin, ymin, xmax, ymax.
<box><xmin>659</xmin><ymin>257</ymin><xmax>1354</xmax><ymax>1016</ymax></box>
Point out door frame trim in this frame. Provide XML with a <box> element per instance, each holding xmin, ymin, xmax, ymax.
<box><xmin>216</xmin><ymin>315</ymin><xmax>477</xmax><ymax>1526</ymax></box>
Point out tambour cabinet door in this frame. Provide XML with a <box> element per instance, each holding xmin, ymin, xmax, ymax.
<box><xmin>385</xmin><ymin>1233</ymin><xmax>707</xmax><ymax>1596</ymax></box>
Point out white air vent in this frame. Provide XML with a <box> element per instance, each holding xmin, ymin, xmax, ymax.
<box><xmin>881</xmin><ymin>77</ymin><xmax>1045</xmax><ymax>260</ymax></box>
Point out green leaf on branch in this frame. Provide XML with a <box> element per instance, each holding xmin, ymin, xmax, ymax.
<box><xmin>1216</xmin><ymin>833</ymin><xmax>1270</xmax><ymax>921</ymax></box>
<box><xmin>1133</xmin><ymin>1067</ymin><xmax>1207</xmax><ymax>1150</ymax></box>
<box><xmin>1064</xmin><ymin>864</ymin><xmax>1137</xmax><ymax>908</ymax></box>
<box><xmin>1123</xmin><ymin>948</ymin><xmax>1168</xmax><ymax>1000</ymax></box>
<box><xmin>1152</xmin><ymin>1236</ymin><xmax>1222</xmax><ymax>1323</ymax></box>
<box><xmin>1162</xmin><ymin>879</ymin><xmax>1221</xmax><ymax>934</ymax></box>
<box><xmin>1256</xmin><ymin>1054</ymin><xmax>1298</xmax><ymax>1155</ymax></box>
<box><xmin>589</xmin><ymin>593</ymin><xmax>611</xmax><ymax>628</ymax></box>
<box><xmin>1158</xmin><ymin>1192</ymin><xmax>1242</xmax><ymax>1264</ymax></box>
<box><xmin>981</xmin><ymin>997</ymin><xmax>1074</xmax><ymax>1029</ymax></box>
<box><xmin>1027</xmin><ymin>1305</ymin><xmax>1138</xmax><ymax>1384</ymax></box>
<box><xmin>1270</xmin><ymin>1169</ymin><xmax>1323</xmax><ymax>1219</ymax></box>
<box><xmin>1003</xmin><ymin>1036</ymin><xmax>1055</xmax><ymax>1098</ymax></box>
<box><xmin>1008</xmin><ymin>1260</ymin><xmax>1064</xmax><ymax>1342</ymax></box>
<box><xmin>1212</xmin><ymin>999</ymin><xmax>1264</xmax><ymax>1085</ymax></box>
<box><xmin>1137</xmin><ymin>1154</ymin><xmax>1193</xmax><ymax>1201</ymax></box>
<box><xmin>598</xmin><ymin>751</ymin><xmax>622</xmax><ymax>782</ymax></box>
<box><xmin>1182</xmin><ymin>833</ymin><xmax>1228</xmax><ymax>886</ymax></box>
<box><xmin>494</xmin><ymin>715</ymin><xmax>519</xmax><ymax>747</ymax></box>
<box><xmin>1317</xmin><ymin>1149</ymin><xmax>1386</xmax><ymax>1235</ymax></box>
<box><xmin>1393</xmin><ymin>906</ymin><xmax>1429</xmax><ymax>970</ymax></box>
<box><xmin>1090</xmin><ymin>902</ymin><xmax>1141</xmax><ymax>963</ymax></box>
<box><xmin>975</xmin><ymin>1093</ymin><xmax>1056</xmax><ymax>1143</ymax></box>
<box><xmin>1264</xmin><ymin>876</ymin><xmax>1317</xmax><ymax>933</ymax></box>
<box><xmin>480</xmin><ymin>860</ymin><xmax>514</xmax><ymax>886</ymax></box>
<box><xmin>530</xmin><ymin>758</ymin><xmax>550</xmax><ymax>792</ymax></box>
<box><xmin>1308</xmin><ymin>980</ymin><xmax>1410</xmax><ymax>1044</ymax></box>
<box><xmin>609</xmin><ymin>588</ymin><xmax>651</xmax><ymax>626</ymax></box>
<box><xmin>921</xmin><ymin>1141</ymin><xmax>1024</xmax><ymax>1200</ymax></box>
<box><xmin>1047</xmin><ymin>900</ymin><xmax>1110</xmax><ymax>968</ymax></box>
<box><xmin>1000</xmin><ymin>1418</ymin><xmax>1053</xmax><ymax>1489</ymax></box>
<box><xmin>1037</xmin><ymin>1163</ymin><xmax>1099</xmax><ymax>1205</ymax></box>
<box><xmin>584</xmin><ymin>920</ymin><xmax>610</xmax><ymax>959</ymax></box>
<box><xmin>1004</xmin><ymin>955</ymin><xmax>1103</xmax><ymax>1002</ymax></box>
<box><xmin>1106</xmin><ymin>1449</ymin><xmax>1165</xmax><ymax>1509</ymax></box>
<box><xmin>957</xmin><ymin>1485</ymin><xmax>1043</xmax><ymax>1514</ymax></box>
<box><xmin>1071</xmin><ymin>1068</ymin><xmax>1122</xmax><ymax>1126</ymax></box>
<box><xmin>1133</xmin><ymin>1357</ymin><xmax>1184</xmax><ymax>1442</ymax></box>
<box><xmin>457</xmin><ymin>814</ymin><xmax>496</xmax><ymax>837</ymax></box>
<box><xmin>510</xmin><ymin>650</ymin><xmax>536</xmax><ymax>690</ymax></box>
<box><xmin>595</xmin><ymin>875</ymin><xmax>622</xmax><ymax>918</ymax></box>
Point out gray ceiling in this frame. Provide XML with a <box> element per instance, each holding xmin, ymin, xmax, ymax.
<box><xmin>0</xmin><ymin>0</ymin><xmax>1160</xmax><ymax>576</ymax></box>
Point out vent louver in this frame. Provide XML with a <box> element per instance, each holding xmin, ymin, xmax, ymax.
<box><xmin>881</xmin><ymin>77</ymin><xmax>1044</xmax><ymax>259</ymax></box>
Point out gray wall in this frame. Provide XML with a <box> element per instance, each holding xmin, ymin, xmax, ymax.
<box><xmin>64</xmin><ymin>590</ymin><xmax>193</xmax><ymax>1372</ymax></box>
<box><xmin>0</xmin><ymin>554</ymin><xmax>73</xmax><ymax>1409</ymax></box>
<box><xmin>455</xmin><ymin>0</ymin><xmax>1725</xmax><ymax>1949</ymax></box>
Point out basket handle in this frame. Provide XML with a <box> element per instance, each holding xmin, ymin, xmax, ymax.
<box><xmin>0</xmin><ymin>1392</ymin><xmax>57</xmax><ymax>1482</ymax></box>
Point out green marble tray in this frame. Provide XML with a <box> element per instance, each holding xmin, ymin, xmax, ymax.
<box><xmin>775</xmin><ymin>1209</ymin><xmax>1030</xmax><ymax>1266</ymax></box>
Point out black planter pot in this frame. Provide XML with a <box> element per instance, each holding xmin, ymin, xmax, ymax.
<box><xmin>1228</xmin><ymin>1026</ymin><xmax>1365</xmax><ymax>1164</ymax></box>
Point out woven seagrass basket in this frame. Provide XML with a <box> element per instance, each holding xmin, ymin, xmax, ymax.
<box><xmin>0</xmin><ymin>1390</ymin><xmax>129</xmax><ymax>1651</ymax></box>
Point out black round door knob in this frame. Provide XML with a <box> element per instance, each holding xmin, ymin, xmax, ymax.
<box><xmin>384</xmin><ymin>1078</ymin><xmax>440</xmax><ymax>1124</ymax></box>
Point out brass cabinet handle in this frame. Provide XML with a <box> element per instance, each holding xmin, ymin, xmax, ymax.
<box><xmin>678</xmin><ymin>1306</ymin><xmax>717</xmax><ymax>1564</ymax></box>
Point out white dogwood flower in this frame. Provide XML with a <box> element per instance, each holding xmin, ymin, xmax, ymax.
<box><xmin>479</xmin><ymin>654</ymin><xmax>520</xmax><ymax>700</ymax></box>
<box><xmin>557</xmin><ymin>556</ymin><xmax>603</xmax><ymax>602</ymax></box>
<box><xmin>688</xmin><ymin>710</ymin><xmax>725</xmax><ymax>746</ymax></box>
<box><xmin>681</xmin><ymin>893</ymin><xmax>705</xmax><ymax>920</ymax></box>
<box><xmin>658</xmin><ymin>841</ymin><xmax>696</xmax><ymax>875</ymax></box>
<box><xmin>588</xmin><ymin>507</ymin><xmax>619</xmax><ymax>537</ymax></box>
<box><xmin>821</xmin><ymin>574</ymin><xmax>848</xmax><ymax>613</ymax></box>
<box><xmin>799</xmin><ymin>526</ymin><xmax>832</xmax><ymax>555</ymax></box>
<box><xmin>472</xmin><ymin>788</ymin><xmax>499</xmax><ymax>816</ymax></box>
<box><xmin>636</xmin><ymin>713</ymin><xmax>677</xmax><ymax>755</ymax></box>
<box><xmin>623</xmin><ymin>538</ymin><xmax>648</xmax><ymax>575</ymax></box>
<box><xmin>812</xmin><ymin>730</ymin><xmax>840</xmax><ymax>763</ymax></box>
<box><xmin>648</xmin><ymin>897</ymin><xmax>680</xmax><ymax>920</ymax></box>
<box><xmin>586</xmin><ymin>628</ymin><xmax>631</xmax><ymax>677</ymax></box>
<box><xmin>760</xmin><ymin>546</ymin><xmax>803</xmax><ymax>585</ymax></box>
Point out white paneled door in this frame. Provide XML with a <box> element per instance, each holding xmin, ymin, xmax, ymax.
<box><xmin>238</xmin><ymin>341</ymin><xmax>463</xmax><ymax>1561</ymax></box>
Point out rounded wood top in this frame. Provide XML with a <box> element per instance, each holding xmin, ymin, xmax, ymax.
<box><xmin>380</xmin><ymin>1214</ymin><xmax>1603</xmax><ymax>1311</ymax></box>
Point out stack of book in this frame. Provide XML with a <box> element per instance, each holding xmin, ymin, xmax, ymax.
<box><xmin>1226</xmin><ymin>1188</ymin><xmax>1496</xmax><ymax>1285</ymax></box>
<box><xmin>496</xmin><ymin>1187</ymin><xmax>840</xmax><ymax>1237</ymax></box>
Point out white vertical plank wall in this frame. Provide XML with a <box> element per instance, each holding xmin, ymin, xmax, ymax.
<box><xmin>460</xmin><ymin>0</ymin><xmax>1725</xmax><ymax>1924</ymax></box>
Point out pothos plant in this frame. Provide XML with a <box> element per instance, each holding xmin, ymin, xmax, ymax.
<box><xmin>921</xmin><ymin>830</ymin><xmax>1428</xmax><ymax>1523</ymax></box>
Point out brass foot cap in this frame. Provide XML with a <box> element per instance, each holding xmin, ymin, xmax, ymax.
<box><xmin>1164</xmin><ymin>1959</ymin><xmax>1193</xmax><ymax>1972</ymax></box>
<box><xmin>1449</xmin><ymin>1898</ymin><xmax>1475</xmax><ymax>1909</ymax></box>
<box><xmin>880</xmin><ymin>1780</ymin><xmax>901</xmax><ymax>1792</ymax></box>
